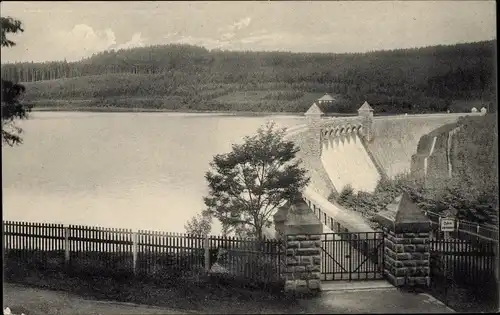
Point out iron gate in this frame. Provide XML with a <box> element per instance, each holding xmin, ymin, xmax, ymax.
<box><xmin>321</xmin><ymin>232</ymin><xmax>385</xmax><ymax>281</ymax></box>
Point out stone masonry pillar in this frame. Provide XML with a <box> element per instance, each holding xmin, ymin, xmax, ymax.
<box><xmin>304</xmin><ymin>102</ymin><xmax>325</xmax><ymax>157</ymax></box>
<box><xmin>358</xmin><ymin>101</ymin><xmax>374</xmax><ymax>143</ymax></box>
<box><xmin>273</xmin><ymin>201</ymin><xmax>290</xmax><ymax>240</ymax></box>
<box><xmin>305</xmin><ymin>102</ymin><xmax>324</xmax><ymax>127</ymax></box>
<box><xmin>283</xmin><ymin>197</ymin><xmax>323</xmax><ymax>295</ymax></box>
<box><xmin>375</xmin><ymin>192</ymin><xmax>431</xmax><ymax>288</ymax></box>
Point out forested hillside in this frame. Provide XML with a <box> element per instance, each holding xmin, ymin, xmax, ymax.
<box><xmin>1</xmin><ymin>40</ymin><xmax>496</xmax><ymax>113</ymax></box>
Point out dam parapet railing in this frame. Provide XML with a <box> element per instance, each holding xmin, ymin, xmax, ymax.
<box><xmin>371</xmin><ymin>112</ymin><xmax>485</xmax><ymax>121</ymax></box>
<box><xmin>302</xmin><ymin>187</ymin><xmax>375</xmax><ymax>234</ymax></box>
<box><xmin>318</xmin><ymin>111</ymin><xmax>485</xmax><ymax>130</ymax></box>
<box><xmin>318</xmin><ymin>116</ymin><xmax>363</xmax><ymax>127</ymax></box>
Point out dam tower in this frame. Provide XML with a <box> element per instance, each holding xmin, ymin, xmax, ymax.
<box><xmin>304</xmin><ymin>102</ymin><xmax>325</xmax><ymax>157</ymax></box>
<box><xmin>358</xmin><ymin>101</ymin><xmax>374</xmax><ymax>142</ymax></box>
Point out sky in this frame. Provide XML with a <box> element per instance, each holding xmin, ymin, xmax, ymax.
<box><xmin>0</xmin><ymin>1</ymin><xmax>496</xmax><ymax>63</ymax></box>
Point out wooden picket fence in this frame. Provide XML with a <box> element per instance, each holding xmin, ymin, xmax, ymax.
<box><xmin>2</xmin><ymin>221</ymin><xmax>284</xmax><ymax>285</ymax></box>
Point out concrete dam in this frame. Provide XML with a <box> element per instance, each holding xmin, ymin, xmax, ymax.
<box><xmin>321</xmin><ymin>131</ymin><xmax>380</xmax><ymax>193</ymax></box>
<box><xmin>284</xmin><ymin>96</ymin><xmax>486</xmax><ymax>235</ymax></box>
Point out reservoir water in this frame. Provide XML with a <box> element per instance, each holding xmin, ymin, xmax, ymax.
<box><xmin>2</xmin><ymin>111</ymin><xmax>305</xmax><ymax>235</ymax></box>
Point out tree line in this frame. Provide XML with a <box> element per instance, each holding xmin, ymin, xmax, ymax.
<box><xmin>1</xmin><ymin>40</ymin><xmax>496</xmax><ymax>114</ymax></box>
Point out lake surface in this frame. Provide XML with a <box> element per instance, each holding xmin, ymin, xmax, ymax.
<box><xmin>2</xmin><ymin>112</ymin><xmax>305</xmax><ymax>234</ymax></box>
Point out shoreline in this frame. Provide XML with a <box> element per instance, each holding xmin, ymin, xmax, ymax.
<box><xmin>30</xmin><ymin>107</ymin><xmax>453</xmax><ymax>117</ymax></box>
<box><xmin>30</xmin><ymin>106</ymin><xmax>306</xmax><ymax>117</ymax></box>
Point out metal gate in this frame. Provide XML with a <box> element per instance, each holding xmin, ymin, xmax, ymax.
<box><xmin>321</xmin><ymin>232</ymin><xmax>385</xmax><ymax>281</ymax></box>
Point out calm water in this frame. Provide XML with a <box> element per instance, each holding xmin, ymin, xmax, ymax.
<box><xmin>2</xmin><ymin>112</ymin><xmax>305</xmax><ymax>234</ymax></box>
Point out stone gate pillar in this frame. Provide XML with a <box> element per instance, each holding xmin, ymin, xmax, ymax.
<box><xmin>273</xmin><ymin>201</ymin><xmax>290</xmax><ymax>240</ymax></box>
<box><xmin>375</xmin><ymin>192</ymin><xmax>431</xmax><ymax>288</ymax></box>
<box><xmin>283</xmin><ymin>197</ymin><xmax>323</xmax><ymax>295</ymax></box>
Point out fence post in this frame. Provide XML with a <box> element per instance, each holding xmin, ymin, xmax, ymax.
<box><xmin>284</xmin><ymin>198</ymin><xmax>323</xmax><ymax>296</ymax></box>
<box><xmin>3</xmin><ymin>222</ymin><xmax>7</xmax><ymax>269</ymax></box>
<box><xmin>132</xmin><ymin>231</ymin><xmax>138</xmax><ymax>276</ymax></box>
<box><xmin>64</xmin><ymin>226</ymin><xmax>70</xmax><ymax>265</ymax></box>
<box><xmin>375</xmin><ymin>192</ymin><xmax>431</xmax><ymax>288</ymax></box>
<box><xmin>204</xmin><ymin>235</ymin><xmax>210</xmax><ymax>272</ymax></box>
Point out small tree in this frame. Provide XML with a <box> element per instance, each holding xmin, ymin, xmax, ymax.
<box><xmin>184</xmin><ymin>210</ymin><xmax>213</xmax><ymax>236</ymax></box>
<box><xmin>1</xmin><ymin>16</ymin><xmax>31</xmax><ymax>146</ymax></box>
<box><xmin>338</xmin><ymin>184</ymin><xmax>354</xmax><ymax>203</ymax></box>
<box><xmin>203</xmin><ymin>121</ymin><xmax>309</xmax><ymax>241</ymax></box>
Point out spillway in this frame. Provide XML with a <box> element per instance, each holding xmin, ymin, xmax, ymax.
<box><xmin>321</xmin><ymin>133</ymin><xmax>381</xmax><ymax>193</ymax></box>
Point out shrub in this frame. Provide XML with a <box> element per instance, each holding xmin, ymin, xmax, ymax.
<box><xmin>338</xmin><ymin>185</ymin><xmax>355</xmax><ymax>205</ymax></box>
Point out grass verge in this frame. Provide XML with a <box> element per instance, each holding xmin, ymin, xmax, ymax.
<box><xmin>4</xmin><ymin>264</ymin><xmax>297</xmax><ymax>314</ymax></box>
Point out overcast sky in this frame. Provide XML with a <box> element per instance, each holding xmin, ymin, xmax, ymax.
<box><xmin>0</xmin><ymin>1</ymin><xmax>496</xmax><ymax>63</ymax></box>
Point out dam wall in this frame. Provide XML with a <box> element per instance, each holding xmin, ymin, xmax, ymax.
<box><xmin>321</xmin><ymin>132</ymin><xmax>380</xmax><ymax>192</ymax></box>
<box><xmin>411</xmin><ymin>123</ymin><xmax>463</xmax><ymax>181</ymax></box>
<box><xmin>289</xmin><ymin>106</ymin><xmax>485</xmax><ymax>199</ymax></box>
<box><xmin>284</xmin><ymin>125</ymin><xmax>375</xmax><ymax>234</ymax></box>
<box><xmin>367</xmin><ymin>113</ymin><xmax>485</xmax><ymax>178</ymax></box>
<box><xmin>284</xmin><ymin>125</ymin><xmax>336</xmax><ymax>198</ymax></box>
<box><xmin>283</xmin><ymin>106</ymin><xmax>485</xmax><ymax>235</ymax></box>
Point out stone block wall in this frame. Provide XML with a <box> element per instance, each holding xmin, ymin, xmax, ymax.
<box><xmin>361</xmin><ymin>115</ymin><xmax>374</xmax><ymax>143</ymax></box>
<box><xmin>286</xmin><ymin>129</ymin><xmax>336</xmax><ymax>198</ymax></box>
<box><xmin>383</xmin><ymin>230</ymin><xmax>431</xmax><ymax>287</ymax></box>
<box><xmin>284</xmin><ymin>234</ymin><xmax>322</xmax><ymax>295</ymax></box>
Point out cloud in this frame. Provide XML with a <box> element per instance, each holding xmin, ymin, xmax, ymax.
<box><xmin>218</xmin><ymin>17</ymin><xmax>252</xmax><ymax>33</ymax></box>
<box><xmin>162</xmin><ymin>25</ymin><xmax>329</xmax><ymax>53</ymax></box>
<box><xmin>231</xmin><ymin>17</ymin><xmax>252</xmax><ymax>31</ymax></box>
<box><xmin>223</xmin><ymin>30</ymin><xmax>311</xmax><ymax>51</ymax></box>
<box><xmin>162</xmin><ymin>17</ymin><xmax>257</xmax><ymax>51</ymax></box>
<box><xmin>169</xmin><ymin>35</ymin><xmax>230</xmax><ymax>50</ymax></box>
<box><xmin>50</xmin><ymin>24</ymin><xmax>149</xmax><ymax>60</ymax></box>
<box><xmin>55</xmin><ymin>24</ymin><xmax>116</xmax><ymax>60</ymax></box>
<box><xmin>215</xmin><ymin>17</ymin><xmax>252</xmax><ymax>42</ymax></box>
<box><xmin>220</xmin><ymin>32</ymin><xmax>236</xmax><ymax>41</ymax></box>
<box><xmin>161</xmin><ymin>18</ymin><xmax>336</xmax><ymax>53</ymax></box>
<box><xmin>164</xmin><ymin>32</ymin><xmax>180</xmax><ymax>39</ymax></box>
<box><xmin>115</xmin><ymin>32</ymin><xmax>146</xmax><ymax>50</ymax></box>
<box><xmin>164</xmin><ymin>30</ymin><xmax>230</xmax><ymax>49</ymax></box>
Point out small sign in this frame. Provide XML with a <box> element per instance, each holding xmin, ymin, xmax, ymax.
<box><xmin>440</xmin><ymin>218</ymin><xmax>455</xmax><ymax>232</ymax></box>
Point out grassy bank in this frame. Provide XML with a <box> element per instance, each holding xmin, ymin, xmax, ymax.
<box><xmin>4</xmin><ymin>270</ymin><xmax>297</xmax><ymax>314</ymax></box>
<box><xmin>4</xmin><ymin>283</ymin><xmax>191</xmax><ymax>315</ymax></box>
<box><xmin>4</xmin><ymin>249</ymin><xmax>294</xmax><ymax>314</ymax></box>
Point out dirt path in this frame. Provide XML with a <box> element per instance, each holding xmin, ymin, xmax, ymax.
<box><xmin>3</xmin><ymin>283</ymin><xmax>192</xmax><ymax>315</ymax></box>
<box><xmin>4</xmin><ymin>282</ymin><xmax>455</xmax><ymax>314</ymax></box>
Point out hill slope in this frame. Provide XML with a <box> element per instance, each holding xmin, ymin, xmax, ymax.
<box><xmin>412</xmin><ymin>114</ymin><xmax>498</xmax><ymax>224</ymax></box>
<box><xmin>336</xmin><ymin>114</ymin><xmax>498</xmax><ymax>227</ymax></box>
<box><xmin>2</xmin><ymin>41</ymin><xmax>496</xmax><ymax>113</ymax></box>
